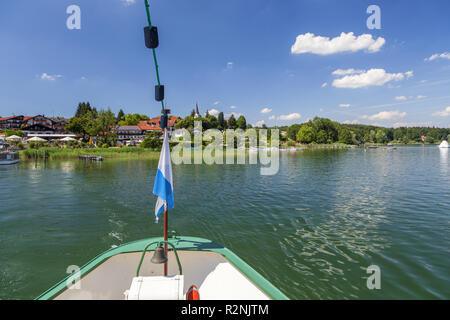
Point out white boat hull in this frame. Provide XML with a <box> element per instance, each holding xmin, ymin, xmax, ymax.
<box><xmin>0</xmin><ymin>159</ymin><xmax>19</xmax><ymax>165</ymax></box>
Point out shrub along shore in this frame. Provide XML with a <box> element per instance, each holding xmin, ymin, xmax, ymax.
<box><xmin>20</xmin><ymin>147</ymin><xmax>161</xmax><ymax>160</ymax></box>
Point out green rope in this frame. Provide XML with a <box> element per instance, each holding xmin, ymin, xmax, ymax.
<box><xmin>144</xmin><ymin>0</ymin><xmax>166</xmax><ymax>116</ymax></box>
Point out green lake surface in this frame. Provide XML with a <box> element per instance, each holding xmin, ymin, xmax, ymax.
<box><xmin>0</xmin><ymin>146</ymin><xmax>449</xmax><ymax>299</ymax></box>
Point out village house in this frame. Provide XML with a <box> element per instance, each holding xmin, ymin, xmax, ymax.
<box><xmin>0</xmin><ymin>115</ymin><xmax>25</xmax><ymax>130</ymax></box>
<box><xmin>113</xmin><ymin>116</ymin><xmax>179</xmax><ymax>145</ymax></box>
<box><xmin>0</xmin><ymin>115</ymin><xmax>70</xmax><ymax>135</ymax></box>
<box><xmin>21</xmin><ymin>115</ymin><xmax>56</xmax><ymax>134</ymax></box>
<box><xmin>1</xmin><ymin>113</ymin><xmax>179</xmax><ymax>145</ymax></box>
<box><xmin>50</xmin><ymin>118</ymin><xmax>70</xmax><ymax>134</ymax></box>
<box><xmin>138</xmin><ymin>116</ymin><xmax>179</xmax><ymax>134</ymax></box>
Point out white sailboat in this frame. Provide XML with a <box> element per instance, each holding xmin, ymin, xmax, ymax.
<box><xmin>438</xmin><ymin>141</ymin><xmax>449</xmax><ymax>148</ymax></box>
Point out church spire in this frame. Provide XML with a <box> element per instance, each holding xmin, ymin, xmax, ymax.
<box><xmin>194</xmin><ymin>103</ymin><xmax>200</xmax><ymax>118</ymax></box>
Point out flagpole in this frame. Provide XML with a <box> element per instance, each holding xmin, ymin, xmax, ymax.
<box><xmin>163</xmin><ymin>202</ymin><xmax>168</xmax><ymax>276</ymax></box>
<box><xmin>163</xmin><ymin>127</ymin><xmax>168</xmax><ymax>276</ymax></box>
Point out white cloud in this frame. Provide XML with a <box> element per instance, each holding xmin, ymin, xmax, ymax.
<box><xmin>362</xmin><ymin>110</ymin><xmax>407</xmax><ymax>121</ymax></box>
<box><xmin>40</xmin><ymin>73</ymin><xmax>62</xmax><ymax>81</ymax></box>
<box><xmin>254</xmin><ymin>120</ymin><xmax>265</xmax><ymax>127</ymax></box>
<box><xmin>208</xmin><ymin>109</ymin><xmax>220</xmax><ymax>116</ymax></box>
<box><xmin>416</xmin><ymin>95</ymin><xmax>426</xmax><ymax>99</ymax></box>
<box><xmin>332</xmin><ymin>68</ymin><xmax>365</xmax><ymax>76</ymax></box>
<box><xmin>332</xmin><ymin>69</ymin><xmax>413</xmax><ymax>89</ymax></box>
<box><xmin>278</xmin><ymin>113</ymin><xmax>301</xmax><ymax>121</ymax></box>
<box><xmin>393</xmin><ymin>121</ymin><xmax>433</xmax><ymax>128</ymax></box>
<box><xmin>227</xmin><ymin>62</ymin><xmax>233</xmax><ymax>69</ymax></box>
<box><xmin>225</xmin><ymin>112</ymin><xmax>242</xmax><ymax>118</ymax></box>
<box><xmin>425</xmin><ymin>52</ymin><xmax>450</xmax><ymax>61</ymax></box>
<box><xmin>213</xmin><ymin>101</ymin><xmax>220</xmax><ymax>105</ymax></box>
<box><xmin>268</xmin><ymin>115</ymin><xmax>276</xmax><ymax>120</ymax></box>
<box><xmin>291</xmin><ymin>32</ymin><xmax>385</xmax><ymax>55</ymax></box>
<box><xmin>122</xmin><ymin>0</ymin><xmax>136</xmax><ymax>6</ymax></box>
<box><xmin>230</xmin><ymin>105</ymin><xmax>237</xmax><ymax>109</ymax></box>
<box><xmin>432</xmin><ymin>106</ymin><xmax>450</xmax><ymax>117</ymax></box>
<box><xmin>343</xmin><ymin>120</ymin><xmax>359</xmax><ymax>124</ymax></box>
<box><xmin>395</xmin><ymin>96</ymin><xmax>407</xmax><ymax>101</ymax></box>
<box><xmin>321</xmin><ymin>82</ymin><xmax>328</xmax><ymax>88</ymax></box>
<box><xmin>339</xmin><ymin>104</ymin><xmax>351</xmax><ymax>108</ymax></box>
<box><xmin>261</xmin><ymin>107</ymin><xmax>272</xmax><ymax>114</ymax></box>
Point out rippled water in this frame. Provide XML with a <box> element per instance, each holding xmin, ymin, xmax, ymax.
<box><xmin>0</xmin><ymin>146</ymin><xmax>449</xmax><ymax>299</ymax></box>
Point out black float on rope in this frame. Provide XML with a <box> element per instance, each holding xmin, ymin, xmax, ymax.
<box><xmin>155</xmin><ymin>85</ymin><xmax>164</xmax><ymax>102</ymax></box>
<box><xmin>159</xmin><ymin>114</ymin><xmax>168</xmax><ymax>129</ymax></box>
<box><xmin>144</xmin><ymin>26</ymin><xmax>159</xmax><ymax>49</ymax></box>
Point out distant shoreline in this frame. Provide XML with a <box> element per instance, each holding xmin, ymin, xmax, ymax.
<box><xmin>17</xmin><ymin>143</ymin><xmax>443</xmax><ymax>161</ymax></box>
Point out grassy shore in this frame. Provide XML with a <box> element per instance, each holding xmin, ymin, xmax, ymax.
<box><xmin>20</xmin><ymin>147</ymin><xmax>161</xmax><ymax>160</ymax></box>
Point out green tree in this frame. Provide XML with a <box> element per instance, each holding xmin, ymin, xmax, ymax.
<box><xmin>310</xmin><ymin>117</ymin><xmax>340</xmax><ymax>143</ymax></box>
<box><xmin>296</xmin><ymin>125</ymin><xmax>316</xmax><ymax>144</ymax></box>
<box><xmin>375</xmin><ymin>129</ymin><xmax>387</xmax><ymax>144</ymax></box>
<box><xmin>74</xmin><ymin>102</ymin><xmax>92</xmax><ymax>118</ymax></box>
<box><xmin>118</xmin><ymin>113</ymin><xmax>150</xmax><ymax>126</ymax></box>
<box><xmin>218</xmin><ymin>112</ymin><xmax>225</xmax><ymax>129</ymax></box>
<box><xmin>5</xmin><ymin>129</ymin><xmax>25</xmax><ymax>137</ymax></box>
<box><xmin>316</xmin><ymin>130</ymin><xmax>328</xmax><ymax>144</ymax></box>
<box><xmin>287</xmin><ymin>124</ymin><xmax>302</xmax><ymax>141</ymax></box>
<box><xmin>236</xmin><ymin>116</ymin><xmax>247</xmax><ymax>130</ymax></box>
<box><xmin>175</xmin><ymin>116</ymin><xmax>195</xmax><ymax>130</ymax></box>
<box><xmin>117</xmin><ymin>109</ymin><xmax>125</xmax><ymax>123</ymax></box>
<box><xmin>91</xmin><ymin>107</ymin><xmax>98</xmax><ymax>119</ymax></box>
<box><xmin>140</xmin><ymin>131</ymin><xmax>163</xmax><ymax>149</ymax></box>
<box><xmin>228</xmin><ymin>114</ymin><xmax>237</xmax><ymax>129</ymax></box>
<box><xmin>338</xmin><ymin>127</ymin><xmax>353</xmax><ymax>144</ymax></box>
<box><xmin>66</xmin><ymin>117</ymin><xmax>88</xmax><ymax>137</ymax></box>
<box><xmin>206</xmin><ymin>115</ymin><xmax>219</xmax><ymax>129</ymax></box>
<box><xmin>95</xmin><ymin>109</ymin><xmax>117</xmax><ymax>145</ymax></box>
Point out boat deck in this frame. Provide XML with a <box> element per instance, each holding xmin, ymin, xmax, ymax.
<box><xmin>55</xmin><ymin>251</ymin><xmax>269</xmax><ymax>300</ymax></box>
<box><xmin>37</xmin><ymin>236</ymin><xmax>288</xmax><ymax>300</ymax></box>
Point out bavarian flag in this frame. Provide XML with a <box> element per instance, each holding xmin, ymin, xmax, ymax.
<box><xmin>153</xmin><ymin>129</ymin><xmax>174</xmax><ymax>221</ymax></box>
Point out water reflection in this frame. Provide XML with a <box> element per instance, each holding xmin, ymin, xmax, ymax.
<box><xmin>440</xmin><ymin>147</ymin><xmax>448</xmax><ymax>175</ymax></box>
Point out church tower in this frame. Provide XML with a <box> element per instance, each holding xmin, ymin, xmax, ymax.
<box><xmin>194</xmin><ymin>103</ymin><xmax>200</xmax><ymax>118</ymax></box>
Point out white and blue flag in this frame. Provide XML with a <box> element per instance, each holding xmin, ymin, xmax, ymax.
<box><xmin>153</xmin><ymin>129</ymin><xmax>174</xmax><ymax>221</ymax></box>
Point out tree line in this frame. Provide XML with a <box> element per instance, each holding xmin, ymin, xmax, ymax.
<box><xmin>66</xmin><ymin>102</ymin><xmax>152</xmax><ymax>146</ymax></box>
<box><xmin>175</xmin><ymin>111</ymin><xmax>248</xmax><ymax>131</ymax></box>
<box><xmin>64</xmin><ymin>102</ymin><xmax>449</xmax><ymax>147</ymax></box>
<box><xmin>285</xmin><ymin>117</ymin><xmax>450</xmax><ymax>145</ymax></box>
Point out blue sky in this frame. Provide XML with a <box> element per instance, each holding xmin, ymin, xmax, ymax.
<box><xmin>1</xmin><ymin>0</ymin><xmax>449</xmax><ymax>128</ymax></box>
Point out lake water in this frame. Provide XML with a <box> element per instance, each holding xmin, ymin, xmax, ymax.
<box><xmin>0</xmin><ymin>146</ymin><xmax>449</xmax><ymax>299</ymax></box>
